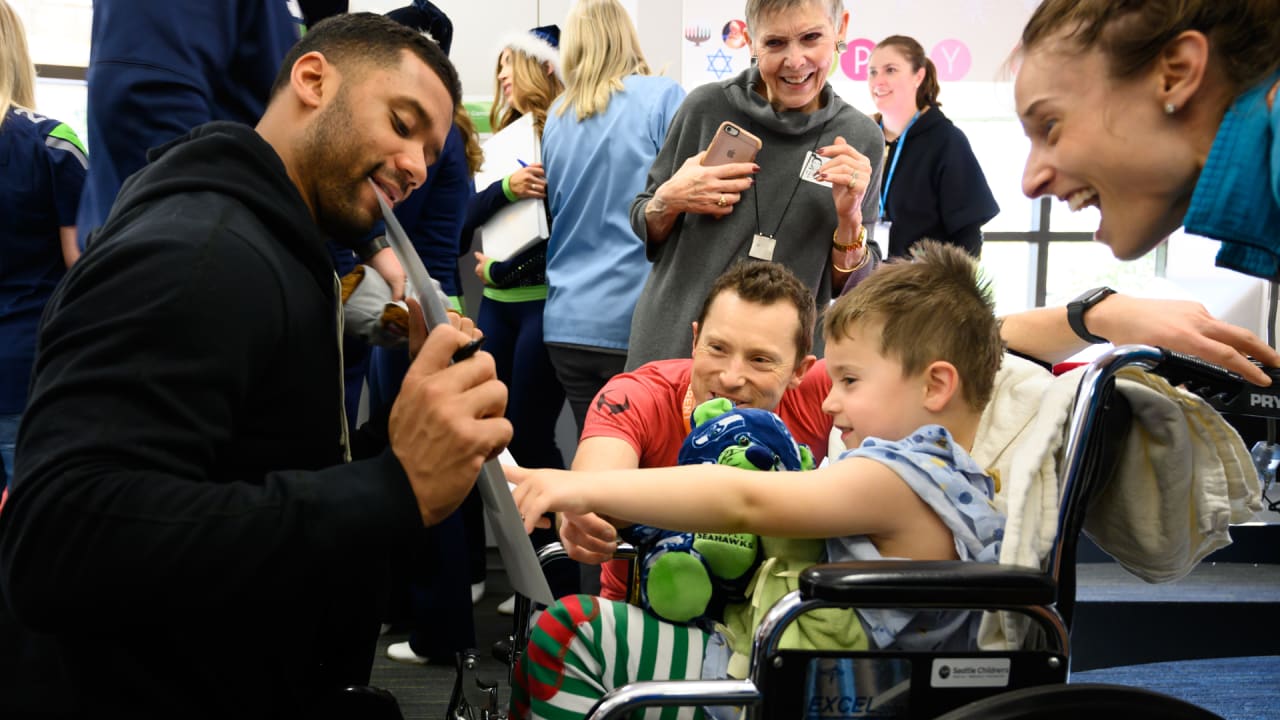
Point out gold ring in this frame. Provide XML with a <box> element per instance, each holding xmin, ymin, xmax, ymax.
<box><xmin>848</xmin><ymin>173</ymin><xmax>858</xmax><ymax>189</ymax></box>
<box><xmin>717</xmin><ymin>194</ymin><xmax>728</xmax><ymax>208</ymax></box>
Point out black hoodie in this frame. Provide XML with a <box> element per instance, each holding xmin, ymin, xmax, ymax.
<box><xmin>879</xmin><ymin>106</ymin><xmax>999</xmax><ymax>259</ymax></box>
<box><xmin>0</xmin><ymin>122</ymin><xmax>423</xmax><ymax>716</ymax></box>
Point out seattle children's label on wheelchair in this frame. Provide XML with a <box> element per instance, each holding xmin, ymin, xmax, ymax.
<box><xmin>929</xmin><ymin>658</ymin><xmax>1011</xmax><ymax>688</ymax></box>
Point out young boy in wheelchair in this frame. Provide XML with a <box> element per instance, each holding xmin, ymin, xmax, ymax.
<box><xmin>507</xmin><ymin>241</ymin><xmax>1006</xmax><ymax>719</ymax></box>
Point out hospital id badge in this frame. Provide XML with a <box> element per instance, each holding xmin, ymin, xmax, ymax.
<box><xmin>749</xmin><ymin>233</ymin><xmax>776</xmax><ymax>261</ymax></box>
<box><xmin>800</xmin><ymin>151</ymin><xmax>832</xmax><ymax>187</ymax></box>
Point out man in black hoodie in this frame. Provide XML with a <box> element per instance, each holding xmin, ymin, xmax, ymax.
<box><xmin>0</xmin><ymin>13</ymin><xmax>510</xmax><ymax>717</ymax></box>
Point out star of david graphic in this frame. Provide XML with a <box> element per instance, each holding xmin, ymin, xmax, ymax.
<box><xmin>706</xmin><ymin>49</ymin><xmax>733</xmax><ymax>79</ymax></box>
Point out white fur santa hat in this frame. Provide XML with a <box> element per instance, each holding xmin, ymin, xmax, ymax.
<box><xmin>498</xmin><ymin>25</ymin><xmax>561</xmax><ymax>81</ymax></box>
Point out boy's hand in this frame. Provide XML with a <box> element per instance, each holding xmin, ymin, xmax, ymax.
<box><xmin>508</xmin><ymin>466</ymin><xmax>587</xmax><ymax>534</ymax></box>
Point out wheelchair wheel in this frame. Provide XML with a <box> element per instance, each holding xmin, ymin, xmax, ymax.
<box><xmin>933</xmin><ymin>682</ymin><xmax>1223</xmax><ymax>720</ymax></box>
<box><xmin>319</xmin><ymin>686</ymin><xmax>404</xmax><ymax>720</ymax></box>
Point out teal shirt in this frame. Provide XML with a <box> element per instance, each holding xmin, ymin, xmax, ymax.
<box><xmin>1185</xmin><ymin>70</ymin><xmax>1280</xmax><ymax>279</ymax></box>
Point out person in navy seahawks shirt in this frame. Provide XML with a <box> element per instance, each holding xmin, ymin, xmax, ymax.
<box><xmin>74</xmin><ymin>0</ymin><xmax>304</xmax><ymax>249</ymax></box>
<box><xmin>0</xmin><ymin>1</ymin><xmax>87</xmax><ymax>491</ymax></box>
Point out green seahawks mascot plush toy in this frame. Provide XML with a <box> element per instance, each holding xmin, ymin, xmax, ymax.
<box><xmin>620</xmin><ymin>398</ymin><xmax>815</xmax><ymax>626</ymax></box>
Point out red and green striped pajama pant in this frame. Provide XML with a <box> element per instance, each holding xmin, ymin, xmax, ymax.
<box><xmin>511</xmin><ymin>594</ymin><xmax>712</xmax><ymax>720</ymax></box>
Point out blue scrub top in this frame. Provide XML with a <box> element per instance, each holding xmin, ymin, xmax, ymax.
<box><xmin>75</xmin><ymin>0</ymin><xmax>304</xmax><ymax>247</ymax></box>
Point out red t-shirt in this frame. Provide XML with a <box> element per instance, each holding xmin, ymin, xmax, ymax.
<box><xmin>580</xmin><ymin>358</ymin><xmax>832</xmax><ymax>599</ymax></box>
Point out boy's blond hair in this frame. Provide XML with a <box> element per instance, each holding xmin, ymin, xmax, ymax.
<box><xmin>823</xmin><ymin>240</ymin><xmax>1004</xmax><ymax>410</ymax></box>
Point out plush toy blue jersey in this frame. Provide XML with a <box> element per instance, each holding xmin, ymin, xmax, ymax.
<box><xmin>621</xmin><ymin>398</ymin><xmax>815</xmax><ymax>626</ymax></box>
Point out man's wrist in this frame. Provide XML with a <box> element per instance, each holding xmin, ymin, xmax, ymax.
<box><xmin>357</xmin><ymin>235</ymin><xmax>390</xmax><ymax>262</ymax></box>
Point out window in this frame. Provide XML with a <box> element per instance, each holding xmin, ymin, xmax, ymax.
<box><xmin>13</xmin><ymin>1</ymin><xmax>90</xmax><ymax>144</ymax></box>
<box><xmin>12</xmin><ymin>0</ymin><xmax>91</xmax><ymax>68</ymax></box>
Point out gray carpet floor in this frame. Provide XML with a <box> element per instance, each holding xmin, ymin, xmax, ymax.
<box><xmin>370</xmin><ymin>561</ymin><xmax>516</xmax><ymax>719</ymax></box>
<box><xmin>1071</xmin><ymin>656</ymin><xmax>1280</xmax><ymax>720</ymax></box>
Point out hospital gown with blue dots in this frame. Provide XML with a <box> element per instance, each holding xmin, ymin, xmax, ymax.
<box><xmin>829</xmin><ymin>424</ymin><xmax>1005</xmax><ymax>650</ymax></box>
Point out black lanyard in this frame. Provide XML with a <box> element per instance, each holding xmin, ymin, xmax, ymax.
<box><xmin>749</xmin><ymin>117</ymin><xmax>832</xmax><ymax>239</ymax></box>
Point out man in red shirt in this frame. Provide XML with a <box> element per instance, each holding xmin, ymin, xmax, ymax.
<box><xmin>565</xmin><ymin>261</ymin><xmax>832</xmax><ymax>600</ymax></box>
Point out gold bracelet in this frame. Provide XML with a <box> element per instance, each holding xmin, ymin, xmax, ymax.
<box><xmin>832</xmin><ymin>224</ymin><xmax>867</xmax><ymax>251</ymax></box>
<box><xmin>832</xmin><ymin>244</ymin><xmax>873</xmax><ymax>274</ymax></box>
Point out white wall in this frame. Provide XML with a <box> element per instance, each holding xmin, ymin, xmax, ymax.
<box><xmin>350</xmin><ymin>0</ymin><xmax>680</xmax><ymax>101</ymax></box>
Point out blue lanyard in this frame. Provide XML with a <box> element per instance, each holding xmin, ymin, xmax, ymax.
<box><xmin>878</xmin><ymin>111</ymin><xmax>920</xmax><ymax>221</ymax></box>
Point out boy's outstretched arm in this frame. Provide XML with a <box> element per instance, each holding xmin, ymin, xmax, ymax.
<box><xmin>508</xmin><ymin>459</ymin><xmax>924</xmax><ymax>541</ymax></box>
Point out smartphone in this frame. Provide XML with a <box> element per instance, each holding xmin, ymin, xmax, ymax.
<box><xmin>701</xmin><ymin>121</ymin><xmax>762</xmax><ymax>166</ymax></box>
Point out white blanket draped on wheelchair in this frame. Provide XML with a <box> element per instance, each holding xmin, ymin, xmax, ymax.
<box><xmin>968</xmin><ymin>353</ymin><xmax>1262</xmax><ymax>650</ymax></box>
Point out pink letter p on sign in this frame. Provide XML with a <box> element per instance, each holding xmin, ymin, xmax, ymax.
<box><xmin>840</xmin><ymin>38</ymin><xmax>876</xmax><ymax>81</ymax></box>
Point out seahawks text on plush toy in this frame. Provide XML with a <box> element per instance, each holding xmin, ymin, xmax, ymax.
<box><xmin>620</xmin><ymin>397</ymin><xmax>815</xmax><ymax>626</ymax></box>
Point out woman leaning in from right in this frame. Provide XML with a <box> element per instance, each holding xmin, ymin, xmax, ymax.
<box><xmin>868</xmin><ymin>35</ymin><xmax>998</xmax><ymax>259</ymax></box>
<box><xmin>1001</xmin><ymin>0</ymin><xmax>1280</xmax><ymax>383</ymax></box>
<box><xmin>1016</xmin><ymin>0</ymin><xmax>1278</xmax><ymax>268</ymax></box>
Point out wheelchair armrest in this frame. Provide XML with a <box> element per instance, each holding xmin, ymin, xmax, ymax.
<box><xmin>800</xmin><ymin>560</ymin><xmax>1054</xmax><ymax>608</ymax></box>
<box><xmin>588</xmin><ymin>679</ymin><xmax>760</xmax><ymax>720</ymax></box>
<box><xmin>536</xmin><ymin>540</ymin><xmax>637</xmax><ymax>566</ymax></box>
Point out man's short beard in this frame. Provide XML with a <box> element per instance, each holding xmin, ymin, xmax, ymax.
<box><xmin>300</xmin><ymin>87</ymin><xmax>378</xmax><ymax>247</ymax></box>
<box><xmin>317</xmin><ymin>192</ymin><xmax>378</xmax><ymax>247</ymax></box>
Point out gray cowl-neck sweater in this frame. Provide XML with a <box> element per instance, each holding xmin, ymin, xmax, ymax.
<box><xmin>627</xmin><ymin>67</ymin><xmax>884</xmax><ymax>368</ymax></box>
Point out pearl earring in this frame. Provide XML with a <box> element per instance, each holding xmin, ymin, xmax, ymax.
<box><xmin>1164</xmin><ymin>102</ymin><xmax>1177</xmax><ymax>115</ymax></box>
<box><xmin>836</xmin><ymin>40</ymin><xmax>847</xmax><ymax>53</ymax></box>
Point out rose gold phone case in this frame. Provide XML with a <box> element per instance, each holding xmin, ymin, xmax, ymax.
<box><xmin>701</xmin><ymin>121</ymin><xmax>762</xmax><ymax>166</ymax></box>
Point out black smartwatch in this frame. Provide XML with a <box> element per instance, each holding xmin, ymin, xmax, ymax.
<box><xmin>357</xmin><ymin>234</ymin><xmax>390</xmax><ymax>262</ymax></box>
<box><xmin>1067</xmin><ymin>286</ymin><xmax>1116</xmax><ymax>344</ymax></box>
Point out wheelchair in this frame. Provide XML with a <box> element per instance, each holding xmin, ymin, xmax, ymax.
<box><xmin>452</xmin><ymin>344</ymin><xmax>1266</xmax><ymax>719</ymax></box>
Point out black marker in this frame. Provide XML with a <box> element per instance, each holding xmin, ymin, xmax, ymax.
<box><xmin>451</xmin><ymin>336</ymin><xmax>485</xmax><ymax>364</ymax></box>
